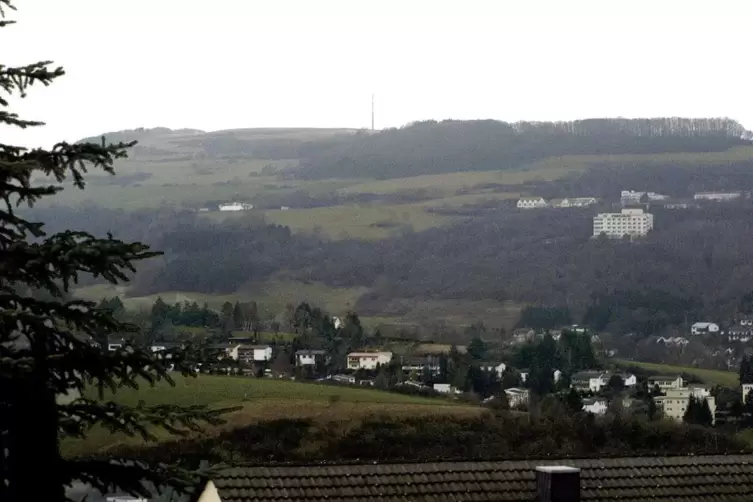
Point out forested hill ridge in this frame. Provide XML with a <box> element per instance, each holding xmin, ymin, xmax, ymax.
<box><xmin>298</xmin><ymin>118</ymin><xmax>753</xmax><ymax>179</ymax></box>
<box><xmin>78</xmin><ymin>118</ymin><xmax>751</xmax><ymax>180</ymax></box>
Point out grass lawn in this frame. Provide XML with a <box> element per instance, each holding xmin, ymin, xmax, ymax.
<box><xmin>94</xmin><ymin>375</ymin><xmax>450</xmax><ymax>407</ymax></box>
<box><xmin>615</xmin><ymin>359</ymin><xmax>738</xmax><ymax>388</ymax></box>
<box><xmin>337</xmin><ymin>166</ymin><xmax>586</xmax><ymax>196</ymax></box>
<box><xmin>63</xmin><ymin>375</ymin><xmax>480</xmax><ymax>456</ymax></box>
<box><xmin>72</xmin><ymin>280</ymin><xmax>368</xmax><ymax>318</ymax></box>
<box><xmin>263</xmin><ymin>202</ymin><xmax>454</xmax><ymax>240</ymax></box>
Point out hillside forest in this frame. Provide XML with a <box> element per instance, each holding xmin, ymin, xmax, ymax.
<box><xmin>27</xmin><ymin>117</ymin><xmax>753</xmax><ymax>355</ymax></box>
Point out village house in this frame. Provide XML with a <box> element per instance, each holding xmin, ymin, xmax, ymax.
<box><xmin>739</xmin><ymin>315</ymin><xmax>753</xmax><ymax>327</ymax></box>
<box><xmin>727</xmin><ymin>324</ymin><xmax>753</xmax><ymax>342</ymax></box>
<box><xmin>504</xmin><ymin>387</ymin><xmax>530</xmax><ymax>408</ymax></box>
<box><xmin>481</xmin><ymin>362</ymin><xmax>507</xmax><ymax>378</ymax></box>
<box><xmin>571</xmin><ymin>371</ymin><xmax>607</xmax><ymax>392</ymax></box>
<box><xmin>347</xmin><ymin>351</ymin><xmax>392</xmax><ymax>370</ymax></box>
<box><xmin>654</xmin><ymin>385</ymin><xmax>716</xmax><ymax>423</ymax></box>
<box><xmin>656</xmin><ymin>336</ymin><xmax>690</xmax><ymax>346</ymax></box>
<box><xmin>209</xmin><ymin>343</ymin><xmax>241</xmax><ymax>360</ymax></box>
<box><xmin>516</xmin><ymin>197</ymin><xmax>548</xmax><ymax>209</ymax></box>
<box><xmin>582</xmin><ymin>397</ymin><xmax>608</xmax><ymax>415</ymax></box>
<box><xmin>691</xmin><ymin>322</ymin><xmax>720</xmax><ymax>335</ymax></box>
<box><xmin>742</xmin><ymin>383</ymin><xmax>753</xmax><ymax>401</ymax></box>
<box><xmin>433</xmin><ymin>383</ymin><xmax>462</xmax><ymax>395</ymax></box>
<box><xmin>647</xmin><ymin>375</ymin><xmax>684</xmax><ymax>391</ymax></box>
<box><xmin>295</xmin><ymin>349</ymin><xmax>328</xmax><ymax>367</ymax></box>
<box><xmin>218</xmin><ymin>201</ymin><xmax>254</xmax><ymax>211</ymax></box>
<box><xmin>620</xmin><ymin>190</ymin><xmax>668</xmax><ymax>205</ymax></box>
<box><xmin>553</xmin><ymin>369</ymin><xmax>563</xmax><ymax>383</ymax></box>
<box><xmin>518</xmin><ymin>369</ymin><xmax>529</xmax><ymax>383</ymax></box>
<box><xmin>237</xmin><ymin>344</ymin><xmax>273</xmax><ymax>363</ymax></box>
<box><xmin>511</xmin><ymin>328</ymin><xmax>535</xmax><ymax>344</ymax></box>
<box><xmin>402</xmin><ymin>354</ymin><xmax>441</xmax><ymax>375</ymax></box>
<box><xmin>619</xmin><ymin>372</ymin><xmax>638</xmax><ymax>387</ymax></box>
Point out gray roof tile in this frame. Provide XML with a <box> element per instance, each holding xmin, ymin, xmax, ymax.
<box><xmin>211</xmin><ymin>455</ymin><xmax>753</xmax><ymax>501</ymax></box>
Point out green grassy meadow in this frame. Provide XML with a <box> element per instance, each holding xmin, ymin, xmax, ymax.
<box><xmin>615</xmin><ymin>360</ymin><xmax>739</xmax><ymax>388</ymax></box>
<box><xmin>64</xmin><ymin>375</ymin><xmax>481</xmax><ymax>456</ymax></box>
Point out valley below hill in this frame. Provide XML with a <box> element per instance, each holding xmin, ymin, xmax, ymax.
<box><xmin>26</xmin><ymin>117</ymin><xmax>753</xmax><ymax>342</ymax></box>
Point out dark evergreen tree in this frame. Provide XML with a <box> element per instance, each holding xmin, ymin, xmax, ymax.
<box><xmin>220</xmin><ymin>301</ymin><xmax>234</xmax><ymax>334</ymax></box>
<box><xmin>683</xmin><ymin>396</ymin><xmax>714</xmax><ymax>427</ymax></box>
<box><xmin>232</xmin><ymin>301</ymin><xmax>244</xmax><ymax>331</ymax></box>
<box><xmin>740</xmin><ymin>356</ymin><xmax>753</xmax><ymax>384</ymax></box>
<box><xmin>0</xmin><ymin>6</ymin><xmax>231</xmax><ymax>499</ymax></box>
<box><xmin>467</xmin><ymin>336</ymin><xmax>487</xmax><ymax>360</ymax></box>
<box><xmin>501</xmin><ymin>368</ymin><xmax>522</xmax><ymax>390</ymax></box>
<box><xmin>564</xmin><ymin>388</ymin><xmax>584</xmax><ymax>413</ymax></box>
<box><xmin>647</xmin><ymin>396</ymin><xmax>658</xmax><ymax>420</ymax></box>
<box><xmin>607</xmin><ymin>374</ymin><xmax>625</xmax><ymax>393</ymax></box>
<box><xmin>683</xmin><ymin>396</ymin><xmax>698</xmax><ymax>424</ymax></box>
<box><xmin>150</xmin><ymin>296</ymin><xmax>170</xmax><ymax>329</ymax></box>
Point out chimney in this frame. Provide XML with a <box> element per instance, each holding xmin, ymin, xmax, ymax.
<box><xmin>536</xmin><ymin>466</ymin><xmax>580</xmax><ymax>502</ymax></box>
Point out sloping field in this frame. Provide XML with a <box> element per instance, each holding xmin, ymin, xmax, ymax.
<box><xmin>615</xmin><ymin>359</ymin><xmax>738</xmax><ymax>388</ymax></box>
<box><xmin>63</xmin><ymin>375</ymin><xmax>481</xmax><ymax>456</ymax></box>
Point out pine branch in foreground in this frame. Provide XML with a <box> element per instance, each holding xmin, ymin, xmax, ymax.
<box><xmin>0</xmin><ymin>2</ymin><xmax>237</xmax><ymax>500</ymax></box>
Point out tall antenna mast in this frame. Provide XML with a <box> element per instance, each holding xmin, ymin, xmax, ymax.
<box><xmin>371</xmin><ymin>93</ymin><xmax>375</xmax><ymax>131</ymax></box>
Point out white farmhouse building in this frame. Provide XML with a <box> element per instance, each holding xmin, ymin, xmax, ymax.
<box><xmin>593</xmin><ymin>208</ymin><xmax>653</xmax><ymax>238</ymax></box>
<box><xmin>620</xmin><ymin>190</ymin><xmax>668</xmax><ymax>205</ymax></box>
<box><xmin>691</xmin><ymin>322</ymin><xmax>720</xmax><ymax>336</ymax></box>
<box><xmin>582</xmin><ymin>398</ymin><xmax>608</xmax><ymax>415</ymax></box>
<box><xmin>433</xmin><ymin>383</ymin><xmax>462</xmax><ymax>395</ymax></box>
<box><xmin>347</xmin><ymin>351</ymin><xmax>392</xmax><ymax>370</ymax></box>
<box><xmin>295</xmin><ymin>349</ymin><xmax>328</xmax><ymax>367</ymax></box>
<box><xmin>559</xmin><ymin>197</ymin><xmax>598</xmax><ymax>208</ymax></box>
<box><xmin>694</xmin><ymin>192</ymin><xmax>741</xmax><ymax>201</ymax></box>
<box><xmin>218</xmin><ymin>202</ymin><xmax>254</xmax><ymax>211</ymax></box>
<box><xmin>742</xmin><ymin>383</ymin><xmax>753</xmax><ymax>401</ymax></box>
<box><xmin>238</xmin><ymin>345</ymin><xmax>273</xmax><ymax>363</ymax></box>
<box><xmin>517</xmin><ymin>197</ymin><xmax>548</xmax><ymax>209</ymax></box>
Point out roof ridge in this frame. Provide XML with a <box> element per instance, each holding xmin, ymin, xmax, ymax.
<box><xmin>219</xmin><ymin>451</ymin><xmax>753</xmax><ymax>469</ymax></box>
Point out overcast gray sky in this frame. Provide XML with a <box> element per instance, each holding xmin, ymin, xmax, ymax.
<box><xmin>3</xmin><ymin>0</ymin><xmax>752</xmax><ymax>147</ymax></box>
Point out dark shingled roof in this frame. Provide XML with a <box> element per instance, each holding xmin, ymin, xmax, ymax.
<box><xmin>212</xmin><ymin>454</ymin><xmax>753</xmax><ymax>502</ymax></box>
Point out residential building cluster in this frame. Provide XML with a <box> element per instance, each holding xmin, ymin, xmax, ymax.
<box><xmin>651</xmin><ymin>375</ymin><xmax>716</xmax><ymax>423</ymax></box>
<box><xmin>620</xmin><ymin>190</ymin><xmax>669</xmax><ymax>205</ymax></box>
<box><xmin>516</xmin><ymin>196</ymin><xmax>598</xmax><ymax>209</ymax></box>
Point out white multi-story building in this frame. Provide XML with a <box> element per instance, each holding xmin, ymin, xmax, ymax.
<box><xmin>693</xmin><ymin>192</ymin><xmax>741</xmax><ymax>201</ymax></box>
<box><xmin>347</xmin><ymin>351</ymin><xmax>392</xmax><ymax>370</ymax></box>
<box><xmin>517</xmin><ymin>197</ymin><xmax>548</xmax><ymax>209</ymax></box>
<box><xmin>654</xmin><ymin>386</ymin><xmax>716</xmax><ymax>423</ymax></box>
<box><xmin>593</xmin><ymin>208</ymin><xmax>653</xmax><ymax>238</ymax></box>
